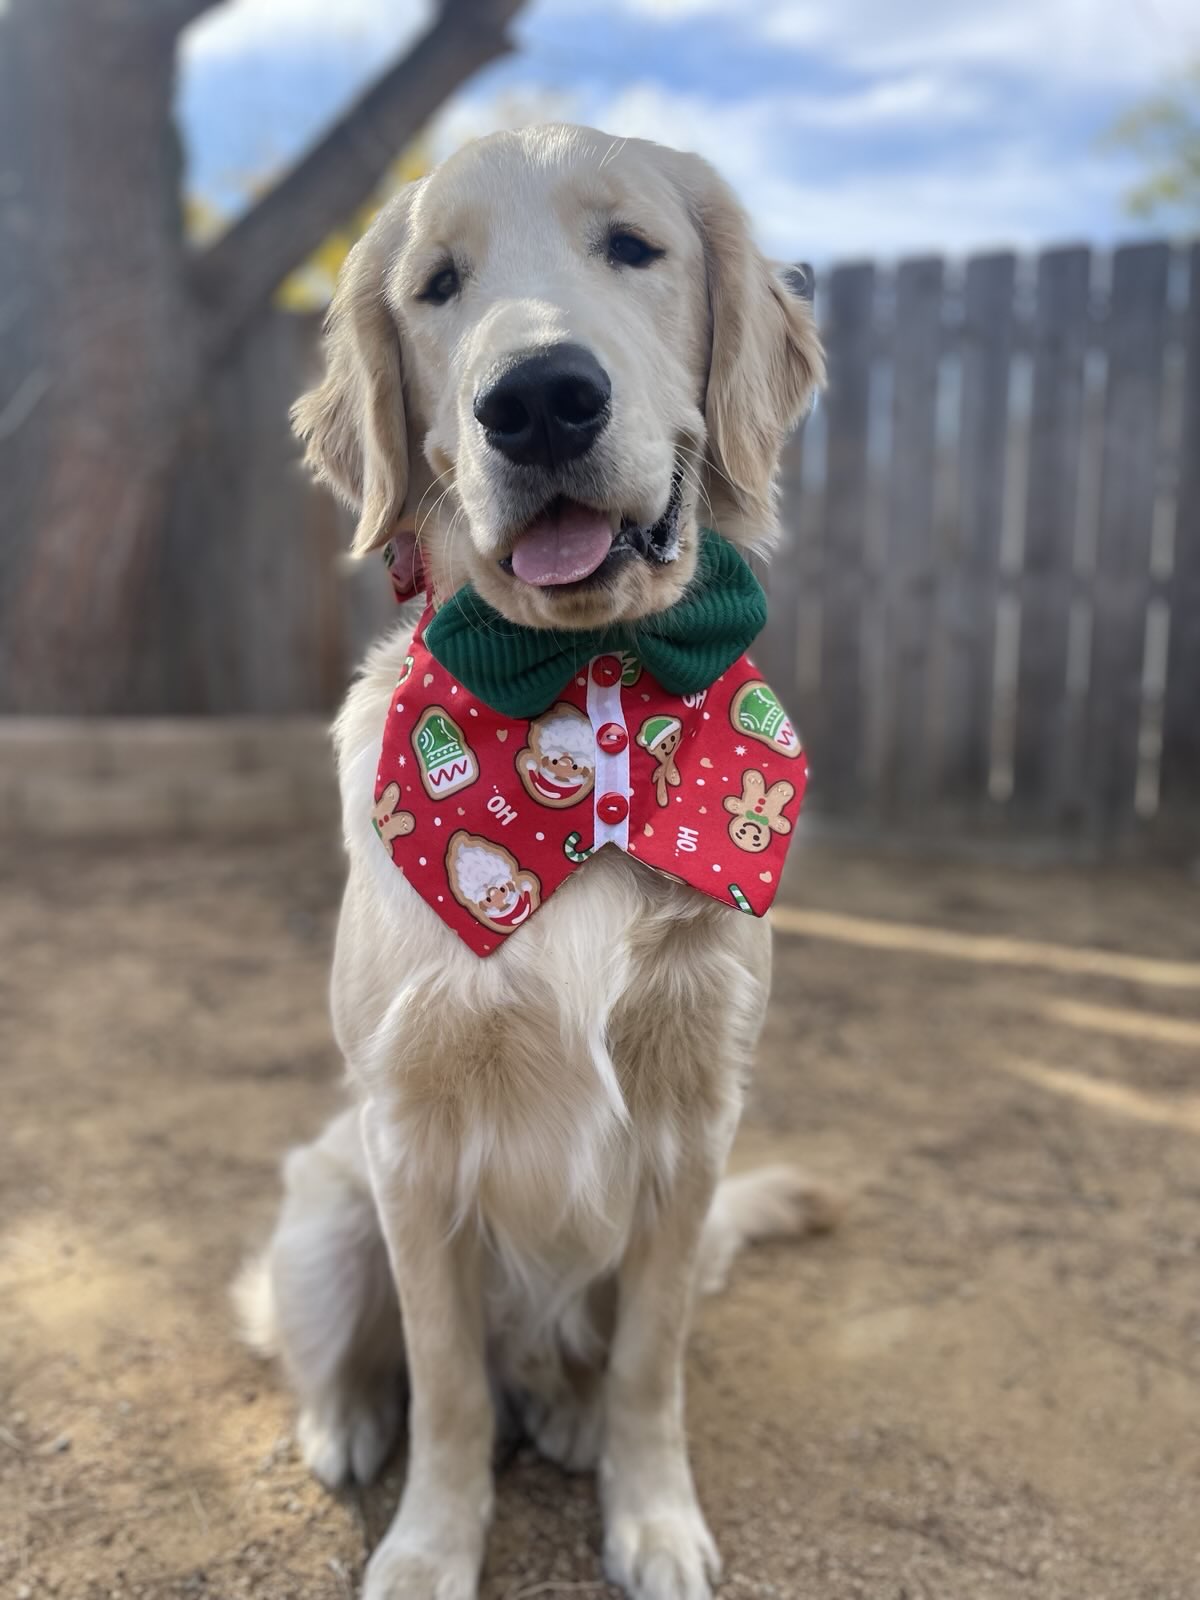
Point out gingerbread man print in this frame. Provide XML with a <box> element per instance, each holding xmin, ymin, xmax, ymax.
<box><xmin>723</xmin><ymin>769</ymin><xmax>795</xmax><ymax>853</ymax></box>
<box><xmin>372</xmin><ymin>782</ymin><xmax>415</xmax><ymax>845</ymax></box>
<box><xmin>637</xmin><ymin>714</ymin><xmax>683</xmax><ymax>807</ymax></box>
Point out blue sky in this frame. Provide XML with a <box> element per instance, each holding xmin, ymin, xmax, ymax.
<box><xmin>180</xmin><ymin>0</ymin><xmax>1199</xmax><ymax>264</ymax></box>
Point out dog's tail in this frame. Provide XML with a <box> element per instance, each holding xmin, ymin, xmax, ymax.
<box><xmin>697</xmin><ymin>1165</ymin><xmax>840</xmax><ymax>1296</ymax></box>
<box><xmin>230</xmin><ymin>1107</ymin><xmax>401</xmax><ymax>1398</ymax></box>
<box><xmin>231</xmin><ymin>1250</ymin><xmax>280</xmax><ymax>1359</ymax></box>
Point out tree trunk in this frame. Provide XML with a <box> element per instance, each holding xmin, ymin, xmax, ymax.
<box><xmin>0</xmin><ymin>0</ymin><xmax>200</xmax><ymax>711</ymax></box>
<box><xmin>0</xmin><ymin>0</ymin><xmax>522</xmax><ymax>713</ymax></box>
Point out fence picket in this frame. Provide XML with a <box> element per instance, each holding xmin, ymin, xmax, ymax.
<box><xmin>1083</xmin><ymin>242</ymin><xmax>1170</xmax><ymax>831</ymax></box>
<box><xmin>941</xmin><ymin>252</ymin><xmax>1016</xmax><ymax>805</ymax></box>
<box><xmin>881</xmin><ymin>257</ymin><xmax>943</xmax><ymax>813</ymax></box>
<box><xmin>816</xmin><ymin>263</ymin><xmax>875</xmax><ymax>813</ymax></box>
<box><xmin>1012</xmin><ymin>246</ymin><xmax>1091</xmax><ymax>823</ymax></box>
<box><xmin>1161</xmin><ymin>242</ymin><xmax>1200</xmax><ymax>825</ymax></box>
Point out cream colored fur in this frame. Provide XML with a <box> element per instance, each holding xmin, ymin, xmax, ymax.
<box><xmin>244</xmin><ymin>125</ymin><xmax>829</xmax><ymax>1600</ymax></box>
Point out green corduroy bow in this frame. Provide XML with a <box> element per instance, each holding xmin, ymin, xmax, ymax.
<box><xmin>424</xmin><ymin>529</ymin><xmax>767</xmax><ymax>718</ymax></box>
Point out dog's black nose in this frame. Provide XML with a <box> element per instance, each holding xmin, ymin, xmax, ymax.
<box><xmin>474</xmin><ymin>343</ymin><xmax>611</xmax><ymax>469</ymax></box>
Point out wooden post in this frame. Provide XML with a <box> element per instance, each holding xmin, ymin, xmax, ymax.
<box><xmin>1083</xmin><ymin>242</ymin><xmax>1170</xmax><ymax>833</ymax></box>
<box><xmin>941</xmin><ymin>252</ymin><xmax>1016</xmax><ymax>809</ymax></box>
<box><xmin>880</xmin><ymin>257</ymin><xmax>943</xmax><ymax>816</ymax></box>
<box><xmin>1012</xmin><ymin>246</ymin><xmax>1091</xmax><ymax>825</ymax></box>
<box><xmin>816</xmin><ymin>263</ymin><xmax>875</xmax><ymax>815</ymax></box>
<box><xmin>1160</xmin><ymin>241</ymin><xmax>1200</xmax><ymax>836</ymax></box>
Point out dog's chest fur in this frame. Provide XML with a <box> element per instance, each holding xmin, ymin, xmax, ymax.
<box><xmin>330</xmin><ymin>624</ymin><xmax>768</xmax><ymax>1279</ymax></box>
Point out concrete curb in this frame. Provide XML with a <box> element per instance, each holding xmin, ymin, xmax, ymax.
<box><xmin>0</xmin><ymin>719</ymin><xmax>339</xmax><ymax>837</ymax></box>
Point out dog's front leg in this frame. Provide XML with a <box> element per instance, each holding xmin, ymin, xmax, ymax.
<box><xmin>601</xmin><ymin>1151</ymin><xmax>725</xmax><ymax>1600</ymax></box>
<box><xmin>360</xmin><ymin>1108</ymin><xmax>493</xmax><ymax>1600</ymax></box>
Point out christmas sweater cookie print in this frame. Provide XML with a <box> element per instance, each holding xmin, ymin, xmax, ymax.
<box><xmin>412</xmin><ymin>706</ymin><xmax>479</xmax><ymax>798</ymax></box>
<box><xmin>373</xmin><ymin>608</ymin><xmax>808</xmax><ymax>956</ymax></box>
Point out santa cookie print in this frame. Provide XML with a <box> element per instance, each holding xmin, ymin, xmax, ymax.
<box><xmin>446</xmin><ymin>832</ymin><xmax>542</xmax><ymax>933</ymax></box>
<box><xmin>517</xmin><ymin>703</ymin><xmax>596</xmax><ymax>808</ymax></box>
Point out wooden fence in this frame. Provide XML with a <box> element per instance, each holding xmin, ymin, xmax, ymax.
<box><xmin>756</xmin><ymin>239</ymin><xmax>1199</xmax><ymax>850</ymax></box>
<box><xmin>158</xmin><ymin>239</ymin><xmax>1199</xmax><ymax>851</ymax></box>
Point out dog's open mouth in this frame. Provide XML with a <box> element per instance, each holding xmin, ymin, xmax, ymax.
<box><xmin>499</xmin><ymin>472</ymin><xmax>683</xmax><ymax>590</ymax></box>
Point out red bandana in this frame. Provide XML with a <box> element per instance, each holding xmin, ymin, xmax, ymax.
<box><xmin>372</xmin><ymin>603</ymin><xmax>808</xmax><ymax>957</ymax></box>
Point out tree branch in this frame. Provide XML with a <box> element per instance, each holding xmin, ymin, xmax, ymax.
<box><xmin>158</xmin><ymin>0</ymin><xmax>228</xmax><ymax>34</ymax></box>
<box><xmin>191</xmin><ymin>0</ymin><xmax>524</xmax><ymax>356</ymax></box>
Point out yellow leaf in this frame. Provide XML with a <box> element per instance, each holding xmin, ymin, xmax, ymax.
<box><xmin>271</xmin><ymin>140</ymin><xmax>434</xmax><ymax>311</ymax></box>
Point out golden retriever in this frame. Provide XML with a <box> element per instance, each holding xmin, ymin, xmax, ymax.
<box><xmin>236</xmin><ymin>124</ymin><xmax>827</xmax><ymax>1600</ymax></box>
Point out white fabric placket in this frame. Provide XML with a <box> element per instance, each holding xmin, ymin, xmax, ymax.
<box><xmin>586</xmin><ymin>659</ymin><xmax>631</xmax><ymax>851</ymax></box>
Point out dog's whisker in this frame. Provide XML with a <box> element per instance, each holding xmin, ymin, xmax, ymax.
<box><xmin>675</xmin><ymin>440</ymin><xmax>741</xmax><ymax>504</ymax></box>
<box><xmin>411</xmin><ymin>464</ymin><xmax>457</xmax><ymax>528</ymax></box>
<box><xmin>415</xmin><ymin>480</ymin><xmax>461</xmax><ymax>551</ymax></box>
<box><xmin>440</xmin><ymin>509</ymin><xmax>511</xmax><ymax>642</ymax></box>
<box><xmin>675</xmin><ymin>455</ymin><xmax>717</xmax><ymax>531</ymax></box>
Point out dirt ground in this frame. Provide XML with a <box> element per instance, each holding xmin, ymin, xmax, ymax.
<box><xmin>2</xmin><ymin>832</ymin><xmax>1199</xmax><ymax>1600</ymax></box>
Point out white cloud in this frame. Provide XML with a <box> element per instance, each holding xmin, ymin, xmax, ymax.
<box><xmin>777</xmin><ymin>73</ymin><xmax>986</xmax><ymax>130</ymax></box>
<box><xmin>429</xmin><ymin>85</ymin><xmax>578</xmax><ymax>159</ymax></box>
<box><xmin>584</xmin><ymin>81</ymin><xmax>1138</xmax><ymax>261</ymax></box>
<box><xmin>757</xmin><ymin>0</ymin><xmax>1196</xmax><ymax>90</ymax></box>
<box><xmin>179</xmin><ymin>0</ymin><xmax>1182</xmax><ymax>258</ymax></box>
<box><xmin>599</xmin><ymin>71</ymin><xmax>990</xmax><ymax>145</ymax></box>
<box><xmin>185</xmin><ymin>0</ymin><xmax>1200</xmax><ymax>91</ymax></box>
<box><xmin>747</xmin><ymin>157</ymin><xmax>1132</xmax><ymax>263</ymax></box>
<box><xmin>601</xmin><ymin>0</ymin><xmax>729</xmax><ymax>14</ymax></box>
<box><xmin>184</xmin><ymin>0</ymin><xmax>431</xmax><ymax>61</ymax></box>
<box><xmin>589</xmin><ymin>85</ymin><xmax>777</xmax><ymax>178</ymax></box>
<box><xmin>591</xmin><ymin>0</ymin><xmax>1197</xmax><ymax>91</ymax></box>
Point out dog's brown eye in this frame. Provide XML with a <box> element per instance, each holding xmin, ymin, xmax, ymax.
<box><xmin>607</xmin><ymin>230</ymin><xmax>663</xmax><ymax>269</ymax></box>
<box><xmin>418</xmin><ymin>264</ymin><xmax>460</xmax><ymax>305</ymax></box>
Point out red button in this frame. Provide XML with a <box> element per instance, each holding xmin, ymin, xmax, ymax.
<box><xmin>597</xmin><ymin>721</ymin><xmax>628</xmax><ymax>754</ymax></box>
<box><xmin>596</xmin><ymin>791</ymin><xmax>629</xmax><ymax>824</ymax></box>
<box><xmin>591</xmin><ymin>655</ymin><xmax>622</xmax><ymax>687</ymax></box>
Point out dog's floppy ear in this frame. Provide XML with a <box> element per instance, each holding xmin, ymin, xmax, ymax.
<box><xmin>670</xmin><ymin>155</ymin><xmax>825</xmax><ymax>537</ymax></box>
<box><xmin>291</xmin><ymin>193</ymin><xmax>414</xmax><ymax>557</ymax></box>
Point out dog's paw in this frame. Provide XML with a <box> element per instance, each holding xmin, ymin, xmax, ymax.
<box><xmin>604</xmin><ymin>1504</ymin><xmax>721</xmax><ymax>1600</ymax></box>
<box><xmin>519</xmin><ymin>1385</ymin><xmax>604</xmax><ymax>1473</ymax></box>
<box><xmin>297</xmin><ymin>1386</ymin><xmax>399</xmax><ymax>1489</ymax></box>
<box><xmin>361</xmin><ymin>1541</ymin><xmax>477</xmax><ymax>1600</ymax></box>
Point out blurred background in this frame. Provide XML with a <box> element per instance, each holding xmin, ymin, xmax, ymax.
<box><xmin>1</xmin><ymin>0</ymin><xmax>1198</xmax><ymax>847</ymax></box>
<box><xmin>2</xmin><ymin>4</ymin><xmax>1199</xmax><ymax>1599</ymax></box>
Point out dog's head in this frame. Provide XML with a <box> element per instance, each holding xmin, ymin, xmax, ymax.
<box><xmin>293</xmin><ymin>125</ymin><xmax>823</xmax><ymax>632</ymax></box>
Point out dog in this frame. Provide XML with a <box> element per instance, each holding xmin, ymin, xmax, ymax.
<box><xmin>235</xmin><ymin>124</ymin><xmax>829</xmax><ymax>1600</ymax></box>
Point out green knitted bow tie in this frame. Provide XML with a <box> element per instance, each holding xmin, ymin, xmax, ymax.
<box><xmin>424</xmin><ymin>529</ymin><xmax>767</xmax><ymax>718</ymax></box>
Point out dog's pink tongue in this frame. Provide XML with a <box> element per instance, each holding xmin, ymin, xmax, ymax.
<box><xmin>510</xmin><ymin>504</ymin><xmax>613</xmax><ymax>586</ymax></box>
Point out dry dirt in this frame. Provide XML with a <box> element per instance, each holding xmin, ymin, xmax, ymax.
<box><xmin>2</xmin><ymin>833</ymin><xmax>1199</xmax><ymax>1600</ymax></box>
